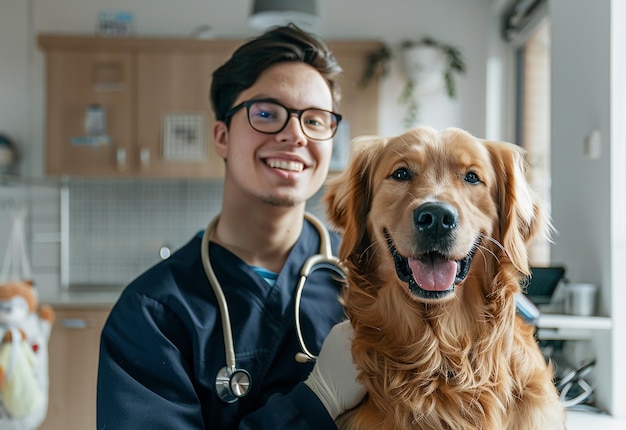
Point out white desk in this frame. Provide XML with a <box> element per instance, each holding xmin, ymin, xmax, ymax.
<box><xmin>535</xmin><ymin>313</ymin><xmax>611</xmax><ymax>340</ymax></box>
<box><xmin>534</xmin><ymin>314</ymin><xmax>620</xmax><ymax>428</ymax></box>
<box><xmin>567</xmin><ymin>410</ymin><xmax>626</xmax><ymax>429</ymax></box>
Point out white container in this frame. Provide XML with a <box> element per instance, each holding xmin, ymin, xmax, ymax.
<box><xmin>401</xmin><ymin>45</ymin><xmax>446</xmax><ymax>95</ymax></box>
<box><xmin>564</xmin><ymin>283</ymin><xmax>598</xmax><ymax>316</ymax></box>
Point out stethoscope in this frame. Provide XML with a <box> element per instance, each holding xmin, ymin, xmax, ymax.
<box><xmin>556</xmin><ymin>358</ymin><xmax>596</xmax><ymax>408</ymax></box>
<box><xmin>200</xmin><ymin>212</ymin><xmax>345</xmax><ymax>403</ymax></box>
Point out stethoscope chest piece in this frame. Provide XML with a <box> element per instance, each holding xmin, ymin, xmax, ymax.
<box><xmin>216</xmin><ymin>366</ymin><xmax>251</xmax><ymax>403</ymax></box>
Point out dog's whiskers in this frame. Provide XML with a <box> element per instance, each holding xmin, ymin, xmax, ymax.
<box><xmin>358</xmin><ymin>242</ymin><xmax>381</xmax><ymax>270</ymax></box>
<box><xmin>476</xmin><ymin>244</ymin><xmax>498</xmax><ymax>263</ymax></box>
<box><xmin>362</xmin><ymin>322</ymin><xmax>382</xmax><ymax>332</ymax></box>
<box><xmin>479</xmin><ymin>233</ymin><xmax>527</xmax><ymax>274</ymax></box>
<box><xmin>361</xmin><ymin>241</ymin><xmax>379</xmax><ymax>256</ymax></box>
<box><xmin>478</xmin><ymin>233</ymin><xmax>505</xmax><ymax>254</ymax></box>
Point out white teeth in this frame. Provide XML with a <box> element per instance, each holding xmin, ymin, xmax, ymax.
<box><xmin>267</xmin><ymin>159</ymin><xmax>304</xmax><ymax>172</ymax></box>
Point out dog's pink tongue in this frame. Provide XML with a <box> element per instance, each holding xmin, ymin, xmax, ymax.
<box><xmin>408</xmin><ymin>256</ymin><xmax>457</xmax><ymax>291</ymax></box>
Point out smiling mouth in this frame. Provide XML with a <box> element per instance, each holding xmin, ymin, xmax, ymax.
<box><xmin>266</xmin><ymin>159</ymin><xmax>304</xmax><ymax>172</ymax></box>
<box><xmin>384</xmin><ymin>229</ymin><xmax>476</xmax><ymax>300</ymax></box>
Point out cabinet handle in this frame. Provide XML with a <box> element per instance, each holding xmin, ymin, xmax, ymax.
<box><xmin>61</xmin><ymin>318</ymin><xmax>88</xmax><ymax>329</ymax></box>
<box><xmin>116</xmin><ymin>148</ymin><xmax>127</xmax><ymax>172</ymax></box>
<box><xmin>139</xmin><ymin>147</ymin><xmax>150</xmax><ymax>171</ymax></box>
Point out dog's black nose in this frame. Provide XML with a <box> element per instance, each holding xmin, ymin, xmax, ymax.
<box><xmin>414</xmin><ymin>202</ymin><xmax>459</xmax><ymax>236</ymax></box>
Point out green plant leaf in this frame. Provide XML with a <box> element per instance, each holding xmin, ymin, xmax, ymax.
<box><xmin>399</xmin><ymin>81</ymin><xmax>418</xmax><ymax>127</ymax></box>
<box><xmin>359</xmin><ymin>45</ymin><xmax>393</xmax><ymax>88</ymax></box>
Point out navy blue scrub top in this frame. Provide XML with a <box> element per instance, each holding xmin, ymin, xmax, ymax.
<box><xmin>97</xmin><ymin>219</ymin><xmax>345</xmax><ymax>429</ymax></box>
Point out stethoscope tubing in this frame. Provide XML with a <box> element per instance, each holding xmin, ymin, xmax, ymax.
<box><xmin>201</xmin><ymin>212</ymin><xmax>344</xmax><ymax>401</ymax></box>
<box><xmin>293</xmin><ymin>213</ymin><xmax>344</xmax><ymax>362</ymax></box>
<box><xmin>201</xmin><ymin>217</ymin><xmax>237</xmax><ymax>371</ymax></box>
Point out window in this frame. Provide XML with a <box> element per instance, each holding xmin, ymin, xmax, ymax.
<box><xmin>501</xmin><ymin>0</ymin><xmax>551</xmax><ymax>265</ymax></box>
<box><xmin>516</xmin><ymin>20</ymin><xmax>551</xmax><ymax>265</ymax></box>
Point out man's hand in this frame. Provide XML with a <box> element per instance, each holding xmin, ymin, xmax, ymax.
<box><xmin>304</xmin><ymin>320</ymin><xmax>365</xmax><ymax>419</ymax></box>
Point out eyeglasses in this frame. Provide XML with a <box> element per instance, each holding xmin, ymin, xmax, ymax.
<box><xmin>224</xmin><ymin>98</ymin><xmax>342</xmax><ymax>141</ymax></box>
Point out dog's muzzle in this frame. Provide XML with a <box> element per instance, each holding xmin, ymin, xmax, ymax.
<box><xmin>385</xmin><ymin>202</ymin><xmax>477</xmax><ymax>300</ymax></box>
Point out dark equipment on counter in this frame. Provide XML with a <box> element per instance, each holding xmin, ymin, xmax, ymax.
<box><xmin>524</xmin><ymin>266</ymin><xmax>566</xmax><ymax>305</ymax></box>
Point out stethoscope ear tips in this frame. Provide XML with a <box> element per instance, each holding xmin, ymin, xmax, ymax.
<box><xmin>295</xmin><ymin>352</ymin><xmax>316</xmax><ymax>363</ymax></box>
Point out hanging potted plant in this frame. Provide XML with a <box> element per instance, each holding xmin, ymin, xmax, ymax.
<box><xmin>360</xmin><ymin>37</ymin><xmax>466</xmax><ymax>127</ymax></box>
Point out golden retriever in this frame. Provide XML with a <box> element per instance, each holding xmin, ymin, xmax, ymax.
<box><xmin>324</xmin><ymin>126</ymin><xmax>566</xmax><ymax>430</ymax></box>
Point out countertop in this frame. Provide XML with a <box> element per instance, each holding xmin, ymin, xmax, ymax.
<box><xmin>40</xmin><ymin>289</ymin><xmax>121</xmax><ymax>309</ymax></box>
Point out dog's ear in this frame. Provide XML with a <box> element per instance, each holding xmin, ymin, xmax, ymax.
<box><xmin>324</xmin><ymin>135</ymin><xmax>386</xmax><ymax>259</ymax></box>
<box><xmin>484</xmin><ymin>140</ymin><xmax>551</xmax><ymax>275</ymax></box>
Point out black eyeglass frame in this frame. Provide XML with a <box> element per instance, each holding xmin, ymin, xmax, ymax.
<box><xmin>223</xmin><ymin>98</ymin><xmax>343</xmax><ymax>141</ymax></box>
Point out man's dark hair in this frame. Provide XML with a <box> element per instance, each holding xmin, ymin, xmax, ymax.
<box><xmin>210</xmin><ymin>24</ymin><xmax>342</xmax><ymax>124</ymax></box>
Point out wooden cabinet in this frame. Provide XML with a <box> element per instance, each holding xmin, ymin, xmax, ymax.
<box><xmin>134</xmin><ymin>49</ymin><xmax>227</xmax><ymax>177</ymax></box>
<box><xmin>39</xmin><ymin>36</ymin><xmax>241</xmax><ymax>178</ymax></box>
<box><xmin>38</xmin><ymin>35</ymin><xmax>381</xmax><ymax>178</ymax></box>
<box><xmin>42</xmin><ymin>48</ymin><xmax>135</xmax><ymax>177</ymax></box>
<box><xmin>327</xmin><ymin>41</ymin><xmax>381</xmax><ymax>147</ymax></box>
<box><xmin>39</xmin><ymin>307</ymin><xmax>110</xmax><ymax>430</ymax></box>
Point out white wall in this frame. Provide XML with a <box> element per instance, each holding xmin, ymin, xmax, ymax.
<box><xmin>609</xmin><ymin>0</ymin><xmax>626</xmax><ymax>419</ymax></box>
<box><xmin>550</xmin><ymin>0</ymin><xmax>611</xmax><ymax>299</ymax></box>
<box><xmin>0</xmin><ymin>0</ymin><xmax>33</xmax><ymax>175</ymax></box>
<box><xmin>549</xmin><ymin>0</ymin><xmax>624</xmax><ymax>417</ymax></box>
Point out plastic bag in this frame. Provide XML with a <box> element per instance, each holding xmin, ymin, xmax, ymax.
<box><xmin>0</xmin><ymin>209</ymin><xmax>52</xmax><ymax>429</ymax></box>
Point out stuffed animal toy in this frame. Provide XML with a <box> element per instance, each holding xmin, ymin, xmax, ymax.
<box><xmin>0</xmin><ymin>280</ymin><xmax>54</xmax><ymax>428</ymax></box>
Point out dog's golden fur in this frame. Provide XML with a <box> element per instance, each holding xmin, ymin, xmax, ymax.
<box><xmin>325</xmin><ymin>127</ymin><xmax>565</xmax><ymax>430</ymax></box>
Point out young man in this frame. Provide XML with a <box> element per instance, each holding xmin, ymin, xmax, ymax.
<box><xmin>97</xmin><ymin>24</ymin><xmax>364</xmax><ymax>429</ymax></box>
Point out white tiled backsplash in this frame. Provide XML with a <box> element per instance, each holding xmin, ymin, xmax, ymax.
<box><xmin>1</xmin><ymin>178</ymin><xmax>328</xmax><ymax>296</ymax></box>
<box><xmin>66</xmin><ymin>179</ymin><xmax>224</xmax><ymax>287</ymax></box>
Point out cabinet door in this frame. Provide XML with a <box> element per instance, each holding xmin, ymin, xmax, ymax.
<box><xmin>135</xmin><ymin>51</ymin><xmax>228</xmax><ymax>178</ymax></box>
<box><xmin>326</xmin><ymin>42</ymin><xmax>381</xmax><ymax>173</ymax></box>
<box><xmin>45</xmin><ymin>50</ymin><xmax>133</xmax><ymax>176</ymax></box>
<box><xmin>39</xmin><ymin>308</ymin><xmax>110</xmax><ymax>430</ymax></box>
<box><xmin>329</xmin><ymin>42</ymin><xmax>381</xmax><ymax>139</ymax></box>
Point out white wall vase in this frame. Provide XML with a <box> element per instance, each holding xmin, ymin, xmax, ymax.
<box><xmin>359</xmin><ymin>37</ymin><xmax>465</xmax><ymax>128</ymax></box>
<box><xmin>400</xmin><ymin>44</ymin><xmax>447</xmax><ymax>96</ymax></box>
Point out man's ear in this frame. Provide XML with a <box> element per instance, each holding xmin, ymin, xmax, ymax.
<box><xmin>213</xmin><ymin>121</ymin><xmax>229</xmax><ymax>160</ymax></box>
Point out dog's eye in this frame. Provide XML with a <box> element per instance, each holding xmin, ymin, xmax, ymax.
<box><xmin>390</xmin><ymin>168</ymin><xmax>411</xmax><ymax>181</ymax></box>
<box><xmin>464</xmin><ymin>172</ymin><xmax>481</xmax><ymax>184</ymax></box>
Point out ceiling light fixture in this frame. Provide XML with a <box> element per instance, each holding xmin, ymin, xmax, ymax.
<box><xmin>248</xmin><ymin>0</ymin><xmax>320</xmax><ymax>33</ymax></box>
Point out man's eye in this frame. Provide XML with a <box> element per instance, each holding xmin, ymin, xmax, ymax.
<box><xmin>250</xmin><ymin>103</ymin><xmax>282</xmax><ymax>122</ymax></box>
<box><xmin>303</xmin><ymin>111</ymin><xmax>332</xmax><ymax>129</ymax></box>
<box><xmin>304</xmin><ymin>118</ymin><xmax>323</xmax><ymax>128</ymax></box>
<box><xmin>390</xmin><ymin>168</ymin><xmax>411</xmax><ymax>181</ymax></box>
<box><xmin>256</xmin><ymin>110</ymin><xmax>276</xmax><ymax>120</ymax></box>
